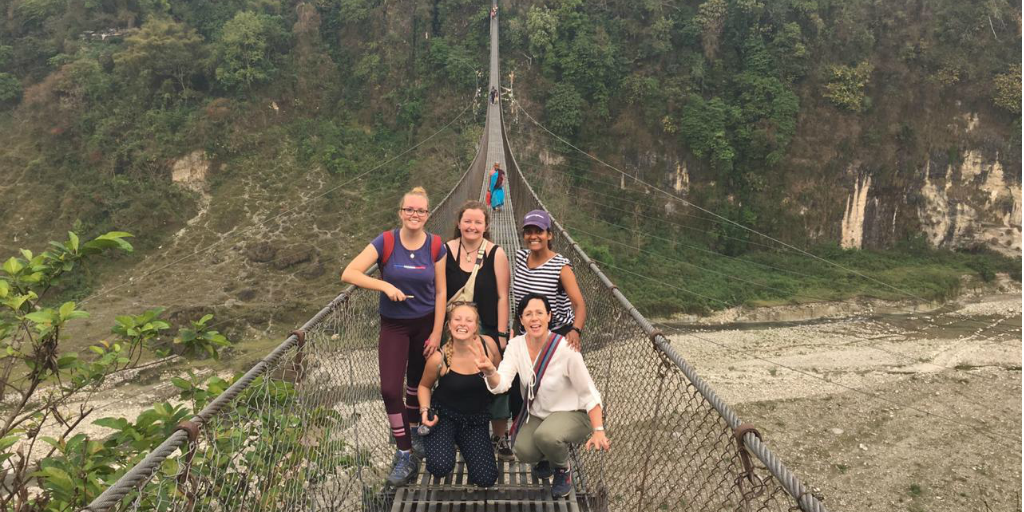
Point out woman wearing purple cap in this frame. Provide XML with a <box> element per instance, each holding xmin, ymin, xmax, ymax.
<box><xmin>512</xmin><ymin>209</ymin><xmax>586</xmax><ymax>347</ymax></box>
<box><xmin>509</xmin><ymin>209</ymin><xmax>586</xmax><ymax>421</ymax></box>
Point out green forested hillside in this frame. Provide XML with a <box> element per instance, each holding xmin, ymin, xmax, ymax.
<box><xmin>495</xmin><ymin>0</ymin><xmax>1021</xmax><ymax>312</ymax></box>
<box><xmin>0</xmin><ymin>0</ymin><xmax>1020</xmax><ymax>318</ymax></box>
<box><xmin>0</xmin><ymin>0</ymin><xmax>489</xmax><ymax>329</ymax></box>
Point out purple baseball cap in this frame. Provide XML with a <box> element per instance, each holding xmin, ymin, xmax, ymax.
<box><xmin>522</xmin><ymin>210</ymin><xmax>551</xmax><ymax>230</ymax></box>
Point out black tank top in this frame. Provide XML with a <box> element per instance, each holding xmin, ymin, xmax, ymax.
<box><xmin>445</xmin><ymin>242</ymin><xmax>499</xmax><ymax>329</ymax></box>
<box><xmin>433</xmin><ymin>340</ymin><xmax>493</xmax><ymax>415</ymax></box>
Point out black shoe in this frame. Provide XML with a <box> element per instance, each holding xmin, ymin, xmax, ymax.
<box><xmin>551</xmin><ymin>465</ymin><xmax>572</xmax><ymax>498</ymax></box>
<box><xmin>531</xmin><ymin>460</ymin><xmax>553</xmax><ymax>480</ymax></box>
<box><xmin>493</xmin><ymin>435</ymin><xmax>515</xmax><ymax>461</ymax></box>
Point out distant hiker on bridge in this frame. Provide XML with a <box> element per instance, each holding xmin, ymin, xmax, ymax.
<box><xmin>443</xmin><ymin>201</ymin><xmax>514</xmax><ymax>460</ymax></box>
<box><xmin>490</xmin><ymin>5</ymin><xmax>497</xmax><ymax>18</ymax></box>
<box><xmin>417</xmin><ymin>302</ymin><xmax>502</xmax><ymax>487</ymax></box>
<box><xmin>341</xmin><ymin>186</ymin><xmax>448</xmax><ymax>486</ymax></box>
<box><xmin>489</xmin><ymin>86</ymin><xmax>498</xmax><ymax>104</ymax></box>
<box><xmin>488</xmin><ymin>162</ymin><xmax>505</xmax><ymax>212</ymax></box>
<box><xmin>474</xmin><ymin>293</ymin><xmax>610</xmax><ymax>498</ymax></box>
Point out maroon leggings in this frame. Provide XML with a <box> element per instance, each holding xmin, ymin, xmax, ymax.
<box><xmin>379</xmin><ymin>314</ymin><xmax>434</xmax><ymax>450</ymax></box>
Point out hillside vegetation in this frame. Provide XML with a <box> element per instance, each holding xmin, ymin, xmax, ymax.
<box><xmin>496</xmin><ymin>0</ymin><xmax>1021</xmax><ymax>313</ymax></box>
<box><xmin>0</xmin><ymin>0</ymin><xmax>1020</xmax><ymax>320</ymax></box>
<box><xmin>0</xmin><ymin>0</ymin><xmax>487</xmax><ymax>338</ymax></box>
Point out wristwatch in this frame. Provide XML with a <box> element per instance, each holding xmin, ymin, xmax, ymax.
<box><xmin>570</xmin><ymin>326</ymin><xmax>583</xmax><ymax>335</ymax></box>
<box><xmin>497</xmin><ymin>331</ymin><xmax>509</xmax><ymax>339</ymax></box>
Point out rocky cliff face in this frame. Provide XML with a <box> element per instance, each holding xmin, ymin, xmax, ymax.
<box><xmin>636</xmin><ymin>110</ymin><xmax>1021</xmax><ymax>255</ymax></box>
<box><xmin>850</xmin><ymin>112</ymin><xmax>1021</xmax><ymax>256</ymax></box>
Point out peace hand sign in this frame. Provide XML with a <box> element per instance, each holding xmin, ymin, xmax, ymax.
<box><xmin>467</xmin><ymin>340</ymin><xmax>495</xmax><ymax>374</ymax></box>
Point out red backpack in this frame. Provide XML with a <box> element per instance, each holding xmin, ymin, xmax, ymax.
<box><xmin>378</xmin><ymin>229</ymin><xmax>443</xmax><ymax>276</ymax></box>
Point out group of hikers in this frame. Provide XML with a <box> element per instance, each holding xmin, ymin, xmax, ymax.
<box><xmin>341</xmin><ymin>185</ymin><xmax>609</xmax><ymax>498</ymax></box>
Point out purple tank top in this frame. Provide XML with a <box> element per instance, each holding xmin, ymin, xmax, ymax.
<box><xmin>371</xmin><ymin>232</ymin><xmax>447</xmax><ymax>319</ymax></box>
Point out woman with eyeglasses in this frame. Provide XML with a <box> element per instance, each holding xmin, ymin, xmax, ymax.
<box><xmin>341</xmin><ymin>186</ymin><xmax>447</xmax><ymax>486</ymax></box>
<box><xmin>472</xmin><ymin>293</ymin><xmax>609</xmax><ymax>499</ymax></box>
<box><xmin>444</xmin><ymin>201</ymin><xmax>514</xmax><ymax>460</ymax></box>
<box><xmin>417</xmin><ymin>302</ymin><xmax>501</xmax><ymax>487</ymax></box>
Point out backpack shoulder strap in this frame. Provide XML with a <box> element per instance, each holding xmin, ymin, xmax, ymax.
<box><xmin>380</xmin><ymin>229</ymin><xmax>398</xmax><ymax>268</ymax></box>
<box><xmin>430</xmin><ymin>233</ymin><xmax>443</xmax><ymax>262</ymax></box>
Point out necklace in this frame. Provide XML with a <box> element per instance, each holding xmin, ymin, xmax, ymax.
<box><xmin>460</xmin><ymin>239</ymin><xmax>483</xmax><ymax>262</ymax></box>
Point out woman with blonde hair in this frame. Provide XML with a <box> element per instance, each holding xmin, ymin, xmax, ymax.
<box><xmin>444</xmin><ymin>200</ymin><xmax>513</xmax><ymax>460</ymax></box>
<box><xmin>342</xmin><ymin>186</ymin><xmax>447</xmax><ymax>486</ymax></box>
<box><xmin>417</xmin><ymin>302</ymin><xmax>501</xmax><ymax>487</ymax></box>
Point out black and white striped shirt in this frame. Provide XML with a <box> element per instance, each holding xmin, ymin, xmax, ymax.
<box><xmin>512</xmin><ymin>249</ymin><xmax>575</xmax><ymax>331</ymax></box>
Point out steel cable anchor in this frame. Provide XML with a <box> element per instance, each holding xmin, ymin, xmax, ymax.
<box><xmin>733</xmin><ymin>423</ymin><xmax>768</xmax><ymax>502</ymax></box>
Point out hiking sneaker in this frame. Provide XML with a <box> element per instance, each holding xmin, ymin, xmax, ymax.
<box><xmin>551</xmin><ymin>465</ymin><xmax>572</xmax><ymax>498</ymax></box>
<box><xmin>409</xmin><ymin>429</ymin><xmax>426</xmax><ymax>459</ymax></box>
<box><xmin>386</xmin><ymin>450</ymin><xmax>420</xmax><ymax>486</ymax></box>
<box><xmin>493</xmin><ymin>435</ymin><xmax>515</xmax><ymax>461</ymax></box>
<box><xmin>531</xmin><ymin>460</ymin><xmax>553</xmax><ymax>480</ymax></box>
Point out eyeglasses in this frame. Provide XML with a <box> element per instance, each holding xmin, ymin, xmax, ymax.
<box><xmin>400</xmin><ymin>207</ymin><xmax>430</xmax><ymax>217</ymax></box>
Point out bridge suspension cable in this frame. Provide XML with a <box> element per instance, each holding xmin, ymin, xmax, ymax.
<box><xmin>511</xmin><ymin>100</ymin><xmax>1016</xmax><ymax>335</ymax></box>
<box><xmin>82</xmin><ymin>3</ymin><xmax>840</xmax><ymax>512</ymax></box>
<box><xmin>80</xmin><ymin>93</ymin><xmax>478</xmax><ymax>309</ymax></box>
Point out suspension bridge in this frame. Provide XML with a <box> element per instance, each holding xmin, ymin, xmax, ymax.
<box><xmin>83</xmin><ymin>3</ymin><xmax>829</xmax><ymax>511</ymax></box>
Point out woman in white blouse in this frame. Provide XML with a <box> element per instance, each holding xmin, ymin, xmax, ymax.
<box><xmin>471</xmin><ymin>293</ymin><xmax>610</xmax><ymax>498</ymax></box>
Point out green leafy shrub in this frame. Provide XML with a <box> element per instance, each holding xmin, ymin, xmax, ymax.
<box><xmin>824</xmin><ymin>61</ymin><xmax>874</xmax><ymax>112</ymax></box>
<box><xmin>0</xmin><ymin>231</ymin><xmax>234</xmax><ymax>511</ymax></box>
<box><xmin>992</xmin><ymin>65</ymin><xmax>1021</xmax><ymax>114</ymax></box>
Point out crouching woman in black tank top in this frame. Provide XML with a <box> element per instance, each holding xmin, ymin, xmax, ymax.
<box><xmin>416</xmin><ymin>303</ymin><xmax>502</xmax><ymax>487</ymax></box>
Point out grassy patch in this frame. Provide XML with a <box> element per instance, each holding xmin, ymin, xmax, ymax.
<box><xmin>564</xmin><ymin>211</ymin><xmax>1021</xmax><ymax>316</ymax></box>
<box><xmin>908</xmin><ymin>483</ymin><xmax>923</xmax><ymax>497</ymax></box>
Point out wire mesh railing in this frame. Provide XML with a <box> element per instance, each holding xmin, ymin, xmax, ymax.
<box><xmin>84</xmin><ymin>1</ymin><xmax>828</xmax><ymax>507</ymax></box>
<box><xmin>499</xmin><ymin>109</ymin><xmax>828</xmax><ymax>512</ymax></box>
<box><xmin>82</xmin><ymin>118</ymin><xmax>490</xmax><ymax>512</ymax></box>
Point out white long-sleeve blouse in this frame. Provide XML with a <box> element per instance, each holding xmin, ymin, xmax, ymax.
<box><xmin>485</xmin><ymin>333</ymin><xmax>602</xmax><ymax>418</ymax></box>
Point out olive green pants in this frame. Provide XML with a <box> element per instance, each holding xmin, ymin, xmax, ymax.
<box><xmin>512</xmin><ymin>411</ymin><xmax>591</xmax><ymax>468</ymax></box>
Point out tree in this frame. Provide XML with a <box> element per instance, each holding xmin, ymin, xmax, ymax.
<box><xmin>0</xmin><ymin>74</ymin><xmax>21</xmax><ymax>104</ymax></box>
<box><xmin>114</xmin><ymin>17</ymin><xmax>205</xmax><ymax>95</ymax></box>
<box><xmin>526</xmin><ymin>6</ymin><xmax>558</xmax><ymax>59</ymax></box>
<box><xmin>696</xmin><ymin>0</ymin><xmax>728</xmax><ymax>61</ymax></box>
<box><xmin>824</xmin><ymin>61</ymin><xmax>873</xmax><ymax>112</ymax></box>
<box><xmin>214</xmin><ymin>12</ymin><xmax>288</xmax><ymax>91</ymax></box>
<box><xmin>679</xmin><ymin>94</ymin><xmax>739</xmax><ymax>173</ymax></box>
<box><xmin>546</xmin><ymin>82</ymin><xmax>584</xmax><ymax>137</ymax></box>
<box><xmin>992</xmin><ymin>65</ymin><xmax>1021</xmax><ymax>114</ymax></box>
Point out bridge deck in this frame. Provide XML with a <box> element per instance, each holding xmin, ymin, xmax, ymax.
<box><xmin>393</xmin><ymin>2</ymin><xmax>581</xmax><ymax>511</ymax></box>
<box><xmin>392</xmin><ymin>458</ymin><xmax>579</xmax><ymax>512</ymax></box>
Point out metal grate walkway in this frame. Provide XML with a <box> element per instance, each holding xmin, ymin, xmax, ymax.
<box><xmin>80</xmin><ymin>0</ymin><xmax>829</xmax><ymax>510</ymax></box>
<box><xmin>392</xmin><ymin>458</ymin><xmax>580</xmax><ymax>512</ymax></box>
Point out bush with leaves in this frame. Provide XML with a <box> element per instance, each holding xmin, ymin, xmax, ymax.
<box><xmin>824</xmin><ymin>61</ymin><xmax>874</xmax><ymax>112</ymax></box>
<box><xmin>992</xmin><ymin>64</ymin><xmax>1021</xmax><ymax>115</ymax></box>
<box><xmin>0</xmin><ymin>231</ymin><xmax>232</xmax><ymax>511</ymax></box>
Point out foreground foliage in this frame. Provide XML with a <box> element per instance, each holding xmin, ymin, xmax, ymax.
<box><xmin>0</xmin><ymin>232</ymin><xmax>235</xmax><ymax>511</ymax></box>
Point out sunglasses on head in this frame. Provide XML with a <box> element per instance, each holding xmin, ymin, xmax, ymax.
<box><xmin>447</xmin><ymin>301</ymin><xmax>477</xmax><ymax>312</ymax></box>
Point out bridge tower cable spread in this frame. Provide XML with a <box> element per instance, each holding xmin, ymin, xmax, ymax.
<box><xmin>82</xmin><ymin>2</ymin><xmax>829</xmax><ymax>511</ymax></box>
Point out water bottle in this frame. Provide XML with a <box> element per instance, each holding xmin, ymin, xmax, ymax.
<box><xmin>417</xmin><ymin>409</ymin><xmax>436</xmax><ymax>436</ymax></box>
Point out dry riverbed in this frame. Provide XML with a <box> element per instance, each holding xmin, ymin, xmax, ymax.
<box><xmin>666</xmin><ymin>292</ymin><xmax>1022</xmax><ymax>511</ymax></box>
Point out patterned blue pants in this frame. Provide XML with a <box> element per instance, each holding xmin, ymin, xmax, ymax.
<box><xmin>422</xmin><ymin>405</ymin><xmax>499</xmax><ymax>487</ymax></box>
